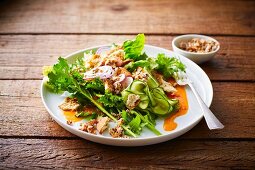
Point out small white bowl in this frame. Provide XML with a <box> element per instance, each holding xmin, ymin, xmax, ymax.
<box><xmin>172</xmin><ymin>34</ymin><xmax>220</xmax><ymax>64</ymax></box>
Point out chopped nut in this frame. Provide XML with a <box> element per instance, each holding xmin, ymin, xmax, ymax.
<box><xmin>126</xmin><ymin>94</ymin><xmax>140</xmax><ymax>110</ymax></box>
<box><xmin>83</xmin><ymin>105</ymin><xmax>101</xmax><ymax>115</ymax></box>
<box><xmin>179</xmin><ymin>38</ymin><xmax>219</xmax><ymax>53</ymax></box>
<box><xmin>59</xmin><ymin>97</ymin><xmax>80</xmax><ymax>111</ymax></box>
<box><xmin>160</xmin><ymin>81</ymin><xmax>177</xmax><ymax>93</ymax></box>
<box><xmin>113</xmin><ymin>81</ymin><xmax>123</xmax><ymax>94</ymax></box>
<box><xmin>121</xmin><ymin>135</ymin><xmax>131</xmax><ymax>139</ymax></box>
<box><xmin>109</xmin><ymin>125</ymin><xmax>124</xmax><ymax>138</ymax></box>
<box><xmin>87</xmin><ymin>125</ymin><xmax>96</xmax><ymax>134</ymax></box>
<box><xmin>84</xmin><ymin>54</ymin><xmax>102</xmax><ymax>69</ymax></box>
<box><xmin>114</xmin><ymin>67</ymin><xmax>132</xmax><ymax>77</ymax></box>
<box><xmin>111</xmin><ymin>113</ymin><xmax>122</xmax><ymax>119</ymax></box>
<box><xmin>104</xmin><ymin>79</ymin><xmax>115</xmax><ymax>93</ymax></box>
<box><xmin>132</xmin><ymin>67</ymin><xmax>148</xmax><ymax>81</ymax></box>
<box><xmin>80</xmin><ymin>119</ymin><xmax>98</xmax><ymax>134</ymax></box>
<box><xmin>153</xmin><ymin>73</ymin><xmax>177</xmax><ymax>93</ymax></box>
<box><xmin>96</xmin><ymin>117</ymin><xmax>110</xmax><ymax>134</ymax></box>
<box><xmin>117</xmin><ymin>118</ymin><xmax>124</xmax><ymax>126</ymax></box>
<box><xmin>104</xmin><ymin>50</ymin><xmax>125</xmax><ymax>67</ymax></box>
<box><xmin>104</xmin><ymin>67</ymin><xmax>132</xmax><ymax>94</ymax></box>
<box><xmin>67</xmin><ymin>120</ymin><xmax>73</xmax><ymax>125</ymax></box>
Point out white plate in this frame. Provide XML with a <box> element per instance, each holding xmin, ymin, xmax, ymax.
<box><xmin>41</xmin><ymin>44</ymin><xmax>213</xmax><ymax>146</ymax></box>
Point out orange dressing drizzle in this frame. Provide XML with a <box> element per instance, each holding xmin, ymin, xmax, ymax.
<box><xmin>63</xmin><ymin>105</ymin><xmax>97</xmax><ymax>122</ymax></box>
<box><xmin>164</xmin><ymin>85</ymin><xmax>189</xmax><ymax>131</ymax></box>
<box><xmin>63</xmin><ymin>111</ymin><xmax>83</xmax><ymax>122</ymax></box>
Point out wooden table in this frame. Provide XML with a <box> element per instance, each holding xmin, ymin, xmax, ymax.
<box><xmin>0</xmin><ymin>0</ymin><xmax>254</xmax><ymax>169</ymax></box>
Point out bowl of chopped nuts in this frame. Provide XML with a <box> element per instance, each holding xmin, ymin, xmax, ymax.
<box><xmin>172</xmin><ymin>34</ymin><xmax>220</xmax><ymax>64</ymax></box>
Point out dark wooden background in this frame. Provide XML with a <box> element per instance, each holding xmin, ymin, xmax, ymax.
<box><xmin>0</xmin><ymin>0</ymin><xmax>254</xmax><ymax>169</ymax></box>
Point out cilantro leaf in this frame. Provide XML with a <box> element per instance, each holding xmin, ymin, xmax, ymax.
<box><xmin>155</xmin><ymin>53</ymin><xmax>186</xmax><ymax>79</ymax></box>
<box><xmin>123</xmin><ymin>34</ymin><xmax>145</xmax><ymax>61</ymax></box>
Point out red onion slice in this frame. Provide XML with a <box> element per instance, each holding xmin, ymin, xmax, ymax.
<box><xmin>121</xmin><ymin>77</ymin><xmax>133</xmax><ymax>89</ymax></box>
<box><xmin>96</xmin><ymin>47</ymin><xmax>111</xmax><ymax>55</ymax></box>
<box><xmin>114</xmin><ymin>74</ymin><xmax>126</xmax><ymax>83</ymax></box>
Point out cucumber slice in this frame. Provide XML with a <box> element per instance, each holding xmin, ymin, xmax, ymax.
<box><xmin>150</xmin><ymin>88</ymin><xmax>172</xmax><ymax>115</ymax></box>
<box><xmin>152</xmin><ymin>105</ymin><xmax>172</xmax><ymax>115</ymax></box>
<box><xmin>121</xmin><ymin>70</ymin><xmax>178</xmax><ymax>115</ymax></box>
<box><xmin>147</xmin><ymin>76</ymin><xmax>158</xmax><ymax>89</ymax></box>
<box><xmin>130</xmin><ymin>80</ymin><xmax>146</xmax><ymax>93</ymax></box>
<box><xmin>151</xmin><ymin>98</ymin><xmax>171</xmax><ymax>115</ymax></box>
<box><xmin>151</xmin><ymin>88</ymin><xmax>164</xmax><ymax>99</ymax></box>
<box><xmin>138</xmin><ymin>94</ymin><xmax>149</xmax><ymax>109</ymax></box>
<box><xmin>138</xmin><ymin>100</ymin><xmax>149</xmax><ymax>109</ymax></box>
<box><xmin>144</xmin><ymin>67</ymin><xmax>159</xmax><ymax>89</ymax></box>
<box><xmin>145</xmin><ymin>86</ymin><xmax>156</xmax><ymax>106</ymax></box>
<box><xmin>140</xmin><ymin>94</ymin><xmax>149</xmax><ymax>101</ymax></box>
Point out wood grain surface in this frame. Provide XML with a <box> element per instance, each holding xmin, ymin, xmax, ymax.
<box><xmin>0</xmin><ymin>35</ymin><xmax>254</xmax><ymax>81</ymax></box>
<box><xmin>0</xmin><ymin>0</ymin><xmax>254</xmax><ymax>169</ymax></box>
<box><xmin>0</xmin><ymin>0</ymin><xmax>254</xmax><ymax>35</ymax></box>
<box><xmin>1</xmin><ymin>139</ymin><xmax>255</xmax><ymax>169</ymax></box>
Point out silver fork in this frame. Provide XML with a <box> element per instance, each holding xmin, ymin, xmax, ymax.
<box><xmin>176</xmin><ymin>71</ymin><xmax>224</xmax><ymax>130</ymax></box>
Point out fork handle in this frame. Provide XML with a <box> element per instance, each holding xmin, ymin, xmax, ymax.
<box><xmin>188</xmin><ymin>83</ymin><xmax>224</xmax><ymax>130</ymax></box>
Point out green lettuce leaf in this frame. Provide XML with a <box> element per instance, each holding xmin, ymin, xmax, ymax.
<box><xmin>123</xmin><ymin>34</ymin><xmax>146</xmax><ymax>61</ymax></box>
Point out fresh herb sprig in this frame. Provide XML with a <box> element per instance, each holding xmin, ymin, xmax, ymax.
<box><xmin>155</xmin><ymin>53</ymin><xmax>186</xmax><ymax>79</ymax></box>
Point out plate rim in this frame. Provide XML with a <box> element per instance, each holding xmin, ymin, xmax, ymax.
<box><xmin>40</xmin><ymin>44</ymin><xmax>213</xmax><ymax>145</ymax></box>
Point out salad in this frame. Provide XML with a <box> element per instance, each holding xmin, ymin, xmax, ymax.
<box><xmin>43</xmin><ymin>34</ymin><xmax>186</xmax><ymax>138</ymax></box>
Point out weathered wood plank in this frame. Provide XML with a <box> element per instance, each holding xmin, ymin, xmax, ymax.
<box><xmin>0</xmin><ymin>80</ymin><xmax>254</xmax><ymax>138</ymax></box>
<box><xmin>0</xmin><ymin>35</ymin><xmax>254</xmax><ymax>81</ymax></box>
<box><xmin>0</xmin><ymin>139</ymin><xmax>254</xmax><ymax>169</ymax></box>
<box><xmin>0</xmin><ymin>0</ymin><xmax>254</xmax><ymax>35</ymax></box>
<box><xmin>0</xmin><ymin>67</ymin><xmax>41</xmax><ymax>80</ymax></box>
